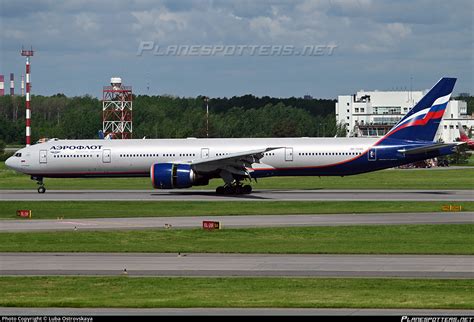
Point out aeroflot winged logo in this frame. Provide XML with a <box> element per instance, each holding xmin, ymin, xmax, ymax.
<box><xmin>386</xmin><ymin>93</ymin><xmax>451</xmax><ymax>136</ymax></box>
<box><xmin>50</xmin><ymin>145</ymin><xmax>103</xmax><ymax>150</ymax></box>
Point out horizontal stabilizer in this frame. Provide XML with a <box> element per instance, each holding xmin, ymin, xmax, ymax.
<box><xmin>397</xmin><ymin>143</ymin><xmax>458</xmax><ymax>155</ymax></box>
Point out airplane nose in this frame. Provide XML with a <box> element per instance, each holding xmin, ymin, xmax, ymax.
<box><xmin>5</xmin><ymin>156</ymin><xmax>14</xmax><ymax>169</ymax></box>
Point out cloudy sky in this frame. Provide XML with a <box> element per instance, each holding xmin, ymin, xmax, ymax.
<box><xmin>0</xmin><ymin>0</ymin><xmax>472</xmax><ymax>98</ymax></box>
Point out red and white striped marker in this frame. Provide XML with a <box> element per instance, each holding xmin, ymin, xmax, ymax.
<box><xmin>26</xmin><ymin>57</ymin><xmax>31</xmax><ymax>145</ymax></box>
<box><xmin>21</xmin><ymin>48</ymin><xmax>34</xmax><ymax>146</ymax></box>
<box><xmin>21</xmin><ymin>75</ymin><xmax>25</xmax><ymax>97</ymax></box>
<box><xmin>0</xmin><ymin>75</ymin><xmax>4</xmax><ymax>96</ymax></box>
<box><xmin>10</xmin><ymin>73</ymin><xmax>14</xmax><ymax>96</ymax></box>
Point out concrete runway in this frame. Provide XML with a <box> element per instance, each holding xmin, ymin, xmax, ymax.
<box><xmin>1</xmin><ymin>212</ymin><xmax>473</xmax><ymax>232</ymax></box>
<box><xmin>1</xmin><ymin>253</ymin><xmax>472</xmax><ymax>278</ymax></box>
<box><xmin>2</xmin><ymin>307</ymin><xmax>474</xmax><ymax>316</ymax></box>
<box><xmin>1</xmin><ymin>189</ymin><xmax>473</xmax><ymax>201</ymax></box>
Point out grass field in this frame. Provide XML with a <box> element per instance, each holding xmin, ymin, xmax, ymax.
<box><xmin>0</xmin><ymin>276</ymin><xmax>472</xmax><ymax>309</ymax></box>
<box><xmin>1</xmin><ymin>224</ymin><xmax>472</xmax><ymax>254</ymax></box>
<box><xmin>1</xmin><ymin>200</ymin><xmax>472</xmax><ymax>220</ymax></box>
<box><xmin>1</xmin><ymin>162</ymin><xmax>473</xmax><ymax>190</ymax></box>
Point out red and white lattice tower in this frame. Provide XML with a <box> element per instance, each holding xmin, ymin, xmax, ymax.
<box><xmin>10</xmin><ymin>73</ymin><xmax>14</xmax><ymax>96</ymax></box>
<box><xmin>102</xmin><ymin>77</ymin><xmax>133</xmax><ymax>139</ymax></box>
<box><xmin>21</xmin><ymin>47</ymin><xmax>34</xmax><ymax>146</ymax></box>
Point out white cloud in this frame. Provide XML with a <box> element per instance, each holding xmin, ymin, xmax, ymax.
<box><xmin>75</xmin><ymin>13</ymin><xmax>99</xmax><ymax>33</ymax></box>
<box><xmin>386</xmin><ymin>23</ymin><xmax>411</xmax><ymax>38</ymax></box>
<box><xmin>0</xmin><ymin>0</ymin><xmax>471</xmax><ymax>97</ymax></box>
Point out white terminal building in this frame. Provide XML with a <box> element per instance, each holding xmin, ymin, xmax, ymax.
<box><xmin>335</xmin><ymin>89</ymin><xmax>473</xmax><ymax>143</ymax></box>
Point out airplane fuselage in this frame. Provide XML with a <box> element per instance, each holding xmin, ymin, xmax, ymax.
<box><xmin>7</xmin><ymin>137</ymin><xmax>450</xmax><ymax>180</ymax></box>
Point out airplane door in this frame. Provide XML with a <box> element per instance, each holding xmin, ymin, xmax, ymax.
<box><xmin>39</xmin><ymin>150</ymin><xmax>47</xmax><ymax>164</ymax></box>
<box><xmin>201</xmin><ymin>148</ymin><xmax>209</xmax><ymax>159</ymax></box>
<box><xmin>285</xmin><ymin>147</ymin><xmax>293</xmax><ymax>161</ymax></box>
<box><xmin>103</xmin><ymin>149</ymin><xmax>111</xmax><ymax>163</ymax></box>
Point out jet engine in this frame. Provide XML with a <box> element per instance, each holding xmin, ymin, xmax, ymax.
<box><xmin>150</xmin><ymin>163</ymin><xmax>208</xmax><ymax>189</ymax></box>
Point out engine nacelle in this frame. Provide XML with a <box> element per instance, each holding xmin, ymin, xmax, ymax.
<box><xmin>150</xmin><ymin>163</ymin><xmax>208</xmax><ymax>189</ymax></box>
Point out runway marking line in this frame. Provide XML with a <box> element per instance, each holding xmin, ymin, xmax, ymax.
<box><xmin>58</xmin><ymin>221</ymin><xmax>95</xmax><ymax>226</ymax></box>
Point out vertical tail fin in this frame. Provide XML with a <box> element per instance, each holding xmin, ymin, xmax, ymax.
<box><xmin>458</xmin><ymin>122</ymin><xmax>469</xmax><ymax>141</ymax></box>
<box><xmin>383</xmin><ymin>77</ymin><xmax>456</xmax><ymax>142</ymax></box>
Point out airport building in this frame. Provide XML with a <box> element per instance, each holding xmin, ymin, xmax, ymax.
<box><xmin>335</xmin><ymin>90</ymin><xmax>473</xmax><ymax>143</ymax></box>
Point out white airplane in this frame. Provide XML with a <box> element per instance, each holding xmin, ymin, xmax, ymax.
<box><xmin>6</xmin><ymin>78</ymin><xmax>460</xmax><ymax>194</ymax></box>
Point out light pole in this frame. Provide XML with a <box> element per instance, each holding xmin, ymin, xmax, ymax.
<box><xmin>204</xmin><ymin>96</ymin><xmax>209</xmax><ymax>138</ymax></box>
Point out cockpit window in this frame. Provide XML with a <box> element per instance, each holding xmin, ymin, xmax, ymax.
<box><xmin>14</xmin><ymin>153</ymin><xmax>22</xmax><ymax>157</ymax></box>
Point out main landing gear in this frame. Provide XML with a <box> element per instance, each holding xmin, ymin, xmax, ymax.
<box><xmin>31</xmin><ymin>176</ymin><xmax>46</xmax><ymax>193</ymax></box>
<box><xmin>216</xmin><ymin>170</ymin><xmax>253</xmax><ymax>195</ymax></box>
<box><xmin>215</xmin><ymin>183</ymin><xmax>252</xmax><ymax>195</ymax></box>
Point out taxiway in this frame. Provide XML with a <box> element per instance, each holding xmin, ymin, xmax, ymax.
<box><xmin>0</xmin><ymin>189</ymin><xmax>472</xmax><ymax>201</ymax></box>
<box><xmin>1</xmin><ymin>253</ymin><xmax>472</xmax><ymax>278</ymax></box>
<box><xmin>1</xmin><ymin>212</ymin><xmax>472</xmax><ymax>232</ymax></box>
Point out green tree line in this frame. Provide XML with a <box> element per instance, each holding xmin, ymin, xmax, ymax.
<box><xmin>0</xmin><ymin>94</ymin><xmax>345</xmax><ymax>145</ymax></box>
<box><xmin>1</xmin><ymin>94</ymin><xmax>471</xmax><ymax>145</ymax></box>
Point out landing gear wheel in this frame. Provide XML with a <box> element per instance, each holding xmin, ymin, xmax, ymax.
<box><xmin>234</xmin><ymin>185</ymin><xmax>243</xmax><ymax>195</ymax></box>
<box><xmin>224</xmin><ymin>185</ymin><xmax>235</xmax><ymax>195</ymax></box>
<box><xmin>32</xmin><ymin>176</ymin><xmax>45</xmax><ymax>194</ymax></box>
<box><xmin>216</xmin><ymin>184</ymin><xmax>252</xmax><ymax>195</ymax></box>
<box><xmin>242</xmin><ymin>185</ymin><xmax>252</xmax><ymax>194</ymax></box>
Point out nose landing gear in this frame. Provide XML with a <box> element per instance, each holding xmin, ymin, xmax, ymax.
<box><xmin>31</xmin><ymin>176</ymin><xmax>46</xmax><ymax>193</ymax></box>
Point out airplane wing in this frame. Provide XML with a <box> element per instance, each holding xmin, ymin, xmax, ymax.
<box><xmin>397</xmin><ymin>143</ymin><xmax>460</xmax><ymax>155</ymax></box>
<box><xmin>191</xmin><ymin>147</ymin><xmax>283</xmax><ymax>177</ymax></box>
